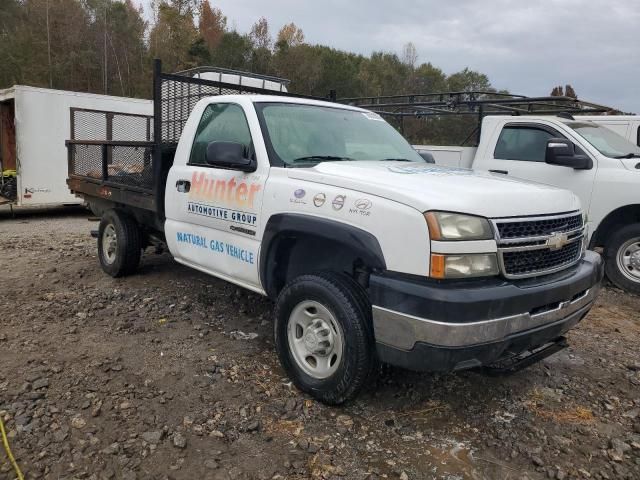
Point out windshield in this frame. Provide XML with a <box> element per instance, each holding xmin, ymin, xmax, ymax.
<box><xmin>568</xmin><ymin>121</ymin><xmax>640</xmax><ymax>158</ymax></box>
<box><xmin>255</xmin><ymin>102</ymin><xmax>424</xmax><ymax>166</ymax></box>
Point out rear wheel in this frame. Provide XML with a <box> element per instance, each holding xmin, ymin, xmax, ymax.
<box><xmin>604</xmin><ymin>223</ymin><xmax>640</xmax><ymax>295</ymax></box>
<box><xmin>274</xmin><ymin>272</ymin><xmax>376</xmax><ymax>405</ymax></box>
<box><xmin>97</xmin><ymin>209</ymin><xmax>142</xmax><ymax>277</ymax></box>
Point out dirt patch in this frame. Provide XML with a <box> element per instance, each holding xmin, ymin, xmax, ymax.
<box><xmin>1</xmin><ymin>210</ymin><xmax>639</xmax><ymax>480</ymax></box>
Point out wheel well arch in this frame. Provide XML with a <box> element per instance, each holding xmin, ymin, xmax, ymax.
<box><xmin>590</xmin><ymin>204</ymin><xmax>640</xmax><ymax>248</ymax></box>
<box><xmin>260</xmin><ymin>214</ymin><xmax>386</xmax><ymax>298</ymax></box>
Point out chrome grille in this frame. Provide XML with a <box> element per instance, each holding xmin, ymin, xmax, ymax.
<box><xmin>496</xmin><ymin>213</ymin><xmax>583</xmax><ymax>239</ymax></box>
<box><xmin>493</xmin><ymin>212</ymin><xmax>584</xmax><ymax>279</ymax></box>
<box><xmin>502</xmin><ymin>241</ymin><xmax>581</xmax><ymax>277</ymax></box>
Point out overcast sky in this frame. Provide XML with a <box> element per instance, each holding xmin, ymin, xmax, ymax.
<box><xmin>136</xmin><ymin>0</ymin><xmax>639</xmax><ymax>113</ymax></box>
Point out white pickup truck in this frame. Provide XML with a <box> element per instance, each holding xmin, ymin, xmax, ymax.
<box><xmin>417</xmin><ymin>115</ymin><xmax>640</xmax><ymax>294</ymax></box>
<box><xmin>66</xmin><ymin>63</ymin><xmax>603</xmax><ymax>404</ymax></box>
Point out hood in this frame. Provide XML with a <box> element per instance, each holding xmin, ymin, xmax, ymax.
<box><xmin>287</xmin><ymin>161</ymin><xmax>581</xmax><ymax>218</ymax></box>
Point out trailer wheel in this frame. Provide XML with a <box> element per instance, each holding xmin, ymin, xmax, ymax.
<box><xmin>98</xmin><ymin>209</ymin><xmax>142</xmax><ymax>277</ymax></box>
<box><xmin>274</xmin><ymin>272</ymin><xmax>377</xmax><ymax>405</ymax></box>
<box><xmin>604</xmin><ymin>223</ymin><xmax>640</xmax><ymax>295</ymax></box>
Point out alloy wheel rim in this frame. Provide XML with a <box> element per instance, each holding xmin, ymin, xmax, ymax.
<box><xmin>287</xmin><ymin>300</ymin><xmax>344</xmax><ymax>379</ymax></box>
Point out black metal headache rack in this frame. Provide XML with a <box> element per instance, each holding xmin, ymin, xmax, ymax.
<box><xmin>67</xmin><ymin>59</ymin><xmax>314</xmax><ymax>214</ymax></box>
<box><xmin>154</xmin><ymin>59</ymin><xmax>317</xmax><ymax>146</ymax></box>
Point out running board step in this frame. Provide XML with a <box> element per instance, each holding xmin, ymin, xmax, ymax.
<box><xmin>482</xmin><ymin>336</ymin><xmax>568</xmax><ymax>375</ymax></box>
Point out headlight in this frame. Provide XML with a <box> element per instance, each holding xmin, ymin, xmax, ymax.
<box><xmin>430</xmin><ymin>253</ymin><xmax>499</xmax><ymax>279</ymax></box>
<box><xmin>425</xmin><ymin>211</ymin><xmax>493</xmax><ymax>241</ymax></box>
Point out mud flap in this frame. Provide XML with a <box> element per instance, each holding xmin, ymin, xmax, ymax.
<box><xmin>481</xmin><ymin>336</ymin><xmax>568</xmax><ymax>376</ymax></box>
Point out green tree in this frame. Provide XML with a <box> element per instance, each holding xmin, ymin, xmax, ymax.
<box><xmin>149</xmin><ymin>0</ymin><xmax>199</xmax><ymax>72</ymax></box>
<box><xmin>357</xmin><ymin>52</ymin><xmax>409</xmax><ymax>96</ymax></box>
<box><xmin>249</xmin><ymin>17</ymin><xmax>272</xmax><ymax>74</ymax></box>
<box><xmin>85</xmin><ymin>0</ymin><xmax>149</xmax><ymax>96</ymax></box>
<box><xmin>210</xmin><ymin>31</ymin><xmax>253</xmax><ymax>70</ymax></box>
<box><xmin>0</xmin><ymin>0</ymin><xmax>26</xmax><ymax>87</ymax></box>
<box><xmin>446</xmin><ymin>67</ymin><xmax>491</xmax><ymax>92</ymax></box>
<box><xmin>412</xmin><ymin>62</ymin><xmax>446</xmax><ymax>93</ymax></box>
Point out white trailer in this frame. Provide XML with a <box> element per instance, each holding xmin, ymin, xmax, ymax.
<box><xmin>0</xmin><ymin>85</ymin><xmax>152</xmax><ymax>209</ymax></box>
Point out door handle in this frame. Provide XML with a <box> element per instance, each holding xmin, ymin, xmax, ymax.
<box><xmin>489</xmin><ymin>169</ymin><xmax>509</xmax><ymax>175</ymax></box>
<box><xmin>176</xmin><ymin>179</ymin><xmax>191</xmax><ymax>193</ymax></box>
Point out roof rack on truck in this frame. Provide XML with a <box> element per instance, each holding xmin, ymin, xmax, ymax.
<box><xmin>339</xmin><ymin>91</ymin><xmax>615</xmax><ymax>117</ymax></box>
<box><xmin>66</xmin><ymin>59</ymin><xmax>324</xmax><ymax>227</ymax></box>
<box><xmin>338</xmin><ymin>91</ymin><xmax>617</xmax><ymax>145</ymax></box>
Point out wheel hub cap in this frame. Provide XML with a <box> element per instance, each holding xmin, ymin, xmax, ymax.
<box><xmin>304</xmin><ymin>332</ymin><xmax>319</xmax><ymax>351</ymax></box>
<box><xmin>102</xmin><ymin>224</ymin><xmax>117</xmax><ymax>265</ymax></box>
<box><xmin>287</xmin><ymin>301</ymin><xmax>343</xmax><ymax>379</ymax></box>
<box><xmin>617</xmin><ymin>238</ymin><xmax>640</xmax><ymax>282</ymax></box>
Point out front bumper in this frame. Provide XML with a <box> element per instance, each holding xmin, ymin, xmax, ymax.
<box><xmin>370</xmin><ymin>250</ymin><xmax>604</xmax><ymax>372</ymax></box>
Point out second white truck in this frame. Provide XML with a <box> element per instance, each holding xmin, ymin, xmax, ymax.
<box><xmin>66</xmin><ymin>63</ymin><xmax>603</xmax><ymax>404</ymax></box>
<box><xmin>416</xmin><ymin>114</ymin><xmax>640</xmax><ymax>294</ymax></box>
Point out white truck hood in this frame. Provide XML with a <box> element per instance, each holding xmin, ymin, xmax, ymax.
<box><xmin>287</xmin><ymin>161</ymin><xmax>581</xmax><ymax>218</ymax></box>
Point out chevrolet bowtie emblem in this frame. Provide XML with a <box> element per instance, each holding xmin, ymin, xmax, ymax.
<box><xmin>546</xmin><ymin>232</ymin><xmax>569</xmax><ymax>250</ymax></box>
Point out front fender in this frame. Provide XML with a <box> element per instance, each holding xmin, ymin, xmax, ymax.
<box><xmin>259</xmin><ymin>213</ymin><xmax>386</xmax><ymax>297</ymax></box>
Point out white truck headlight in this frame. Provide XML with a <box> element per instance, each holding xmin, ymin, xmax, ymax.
<box><xmin>425</xmin><ymin>211</ymin><xmax>493</xmax><ymax>241</ymax></box>
<box><xmin>430</xmin><ymin>253</ymin><xmax>499</xmax><ymax>279</ymax></box>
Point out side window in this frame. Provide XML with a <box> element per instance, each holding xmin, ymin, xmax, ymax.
<box><xmin>189</xmin><ymin>103</ymin><xmax>253</xmax><ymax>165</ymax></box>
<box><xmin>494</xmin><ymin>126</ymin><xmax>556</xmax><ymax>162</ymax></box>
<box><xmin>636</xmin><ymin>125</ymin><xmax>639</xmax><ymax>147</ymax></box>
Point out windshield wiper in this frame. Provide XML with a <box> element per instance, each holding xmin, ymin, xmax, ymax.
<box><xmin>380</xmin><ymin>158</ymin><xmax>414</xmax><ymax>162</ymax></box>
<box><xmin>290</xmin><ymin>155</ymin><xmax>353</xmax><ymax>164</ymax></box>
<box><xmin>614</xmin><ymin>153</ymin><xmax>640</xmax><ymax>159</ymax></box>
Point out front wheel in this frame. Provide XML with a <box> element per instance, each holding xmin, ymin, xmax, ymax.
<box><xmin>604</xmin><ymin>223</ymin><xmax>640</xmax><ymax>295</ymax></box>
<box><xmin>97</xmin><ymin>209</ymin><xmax>142</xmax><ymax>277</ymax></box>
<box><xmin>274</xmin><ymin>272</ymin><xmax>377</xmax><ymax>405</ymax></box>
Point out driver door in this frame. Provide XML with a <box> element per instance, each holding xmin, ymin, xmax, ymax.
<box><xmin>165</xmin><ymin>101</ymin><xmax>268</xmax><ymax>291</ymax></box>
<box><xmin>474</xmin><ymin>122</ymin><xmax>597</xmax><ymax>213</ymax></box>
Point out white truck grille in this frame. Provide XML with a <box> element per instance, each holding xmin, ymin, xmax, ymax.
<box><xmin>492</xmin><ymin>212</ymin><xmax>585</xmax><ymax>279</ymax></box>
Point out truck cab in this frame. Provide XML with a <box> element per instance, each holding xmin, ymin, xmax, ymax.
<box><xmin>67</xmin><ymin>64</ymin><xmax>604</xmax><ymax>404</ymax></box>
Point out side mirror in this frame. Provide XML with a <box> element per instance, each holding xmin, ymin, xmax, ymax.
<box><xmin>417</xmin><ymin>151</ymin><xmax>435</xmax><ymax>163</ymax></box>
<box><xmin>545</xmin><ymin>138</ymin><xmax>592</xmax><ymax>170</ymax></box>
<box><xmin>205</xmin><ymin>141</ymin><xmax>256</xmax><ymax>172</ymax></box>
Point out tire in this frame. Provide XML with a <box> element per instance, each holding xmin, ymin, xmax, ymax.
<box><xmin>274</xmin><ymin>272</ymin><xmax>377</xmax><ymax>405</ymax></box>
<box><xmin>604</xmin><ymin>223</ymin><xmax>640</xmax><ymax>295</ymax></box>
<box><xmin>97</xmin><ymin>209</ymin><xmax>142</xmax><ymax>277</ymax></box>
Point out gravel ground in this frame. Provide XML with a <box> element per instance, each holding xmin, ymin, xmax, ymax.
<box><xmin>1</xmin><ymin>209</ymin><xmax>639</xmax><ymax>480</ymax></box>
